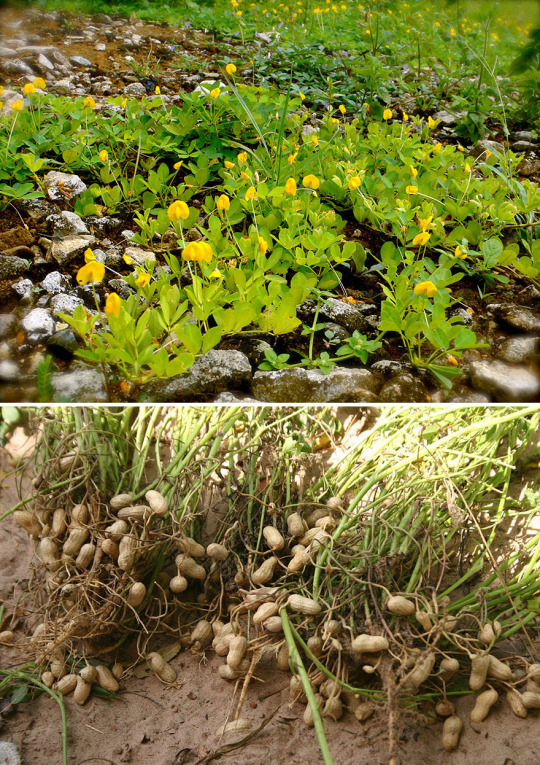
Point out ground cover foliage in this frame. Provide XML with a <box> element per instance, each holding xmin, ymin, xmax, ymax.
<box><xmin>1</xmin><ymin>0</ymin><xmax>539</xmax><ymax>398</ymax></box>
<box><xmin>1</xmin><ymin>405</ymin><xmax>540</xmax><ymax>763</ymax></box>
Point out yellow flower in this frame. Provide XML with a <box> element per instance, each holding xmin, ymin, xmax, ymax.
<box><xmin>302</xmin><ymin>174</ymin><xmax>320</xmax><ymax>190</ymax></box>
<box><xmin>23</xmin><ymin>83</ymin><xmax>36</xmax><ymax>96</ymax></box>
<box><xmin>84</xmin><ymin>248</ymin><xmax>95</xmax><ymax>263</ymax></box>
<box><xmin>348</xmin><ymin>176</ymin><xmax>362</xmax><ymax>190</ymax></box>
<box><xmin>136</xmin><ymin>272</ymin><xmax>151</xmax><ymax>288</ymax></box>
<box><xmin>455</xmin><ymin>245</ymin><xmax>467</xmax><ymax>260</ymax></box>
<box><xmin>209</xmin><ymin>87</ymin><xmax>221</xmax><ymax>99</ymax></box>
<box><xmin>167</xmin><ymin>200</ymin><xmax>189</xmax><ymax>221</ymax></box>
<box><xmin>240</xmin><ymin>170</ymin><xmax>250</xmax><ymax>181</ymax></box>
<box><xmin>224</xmin><ymin>160</ymin><xmax>235</xmax><ymax>169</ymax></box>
<box><xmin>209</xmin><ymin>269</ymin><xmax>223</xmax><ymax>279</ymax></box>
<box><xmin>419</xmin><ymin>215</ymin><xmax>433</xmax><ymax>231</ymax></box>
<box><xmin>11</xmin><ymin>100</ymin><xmax>23</xmax><ymax>112</ymax></box>
<box><xmin>414</xmin><ymin>280</ymin><xmax>438</xmax><ymax>297</ymax></box>
<box><xmin>410</xmin><ymin>166</ymin><xmax>418</xmax><ymax>178</ymax></box>
<box><xmin>405</xmin><ymin>185</ymin><xmax>418</xmax><ymax>195</ymax></box>
<box><xmin>427</xmin><ymin>115</ymin><xmax>436</xmax><ymax>129</ymax></box>
<box><xmin>287</xmin><ymin>152</ymin><xmax>297</xmax><ymax>164</ymax></box>
<box><xmin>403</xmin><ymin>112</ymin><xmax>409</xmax><ymax>121</ymax></box>
<box><xmin>257</xmin><ymin>236</ymin><xmax>268</xmax><ymax>255</ymax></box>
<box><xmin>485</xmin><ymin>150</ymin><xmax>493</xmax><ymax>159</ymax></box>
<box><xmin>285</xmin><ymin>177</ymin><xmax>297</xmax><ymax>196</ymax></box>
<box><xmin>83</xmin><ymin>96</ymin><xmax>96</xmax><ymax>108</ymax></box>
<box><xmin>105</xmin><ymin>292</ymin><xmax>121</xmax><ymax>318</ymax></box>
<box><xmin>0</xmin><ymin>86</ymin><xmax>4</xmax><ymax>97</ymax></box>
<box><xmin>447</xmin><ymin>355</ymin><xmax>459</xmax><ymax>366</ymax></box>
<box><xmin>433</xmin><ymin>142</ymin><xmax>442</xmax><ymax>153</ymax></box>
<box><xmin>457</xmin><ymin>144</ymin><xmax>465</xmax><ymax>152</ymax></box>
<box><xmin>383</xmin><ymin>108</ymin><xmax>393</xmax><ymax>120</ymax></box>
<box><xmin>182</xmin><ymin>241</ymin><xmax>213</xmax><ymax>263</ymax></box>
<box><xmin>465</xmin><ymin>162</ymin><xmax>471</xmax><ymax>173</ymax></box>
<box><xmin>226</xmin><ymin>63</ymin><xmax>237</xmax><ymax>75</ymax></box>
<box><xmin>155</xmin><ymin>86</ymin><xmax>161</xmax><ymax>95</ymax></box>
<box><xmin>174</xmin><ymin>160</ymin><xmax>183</xmax><ymax>170</ymax></box>
<box><xmin>245</xmin><ymin>186</ymin><xmax>257</xmax><ymax>201</ymax></box>
<box><xmin>238</xmin><ymin>151</ymin><xmax>248</xmax><ymax>163</ymax></box>
<box><xmin>76</xmin><ymin>260</ymin><xmax>105</xmax><ymax>285</ymax></box>
<box><xmin>299</xmin><ymin>92</ymin><xmax>306</xmax><ymax>101</ymax></box>
<box><xmin>311</xmin><ymin>134</ymin><xmax>319</xmax><ymax>146</ymax></box>
<box><xmin>99</xmin><ymin>149</ymin><xmax>108</xmax><ymax>162</ymax></box>
<box><xmin>123</xmin><ymin>254</ymin><xmax>134</xmax><ymax>265</ymax></box>
<box><xmin>339</xmin><ymin>104</ymin><xmax>346</xmax><ymax>114</ymax></box>
<box><xmin>217</xmin><ymin>194</ymin><xmax>230</xmax><ymax>211</ymax></box>
<box><xmin>451</xmin><ymin>28</ymin><xmax>456</xmax><ymax>37</ymax></box>
<box><xmin>121</xmin><ymin>98</ymin><xmax>127</xmax><ymax>108</ymax></box>
<box><xmin>412</xmin><ymin>231</ymin><xmax>431</xmax><ymax>246</ymax></box>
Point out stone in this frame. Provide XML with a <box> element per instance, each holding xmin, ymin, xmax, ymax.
<box><xmin>0</xmin><ymin>360</ymin><xmax>20</xmax><ymax>383</ymax></box>
<box><xmin>0</xmin><ymin>741</ymin><xmax>21</xmax><ymax>765</ymax></box>
<box><xmin>487</xmin><ymin>303</ymin><xmax>540</xmax><ymax>335</ymax></box>
<box><xmin>50</xmin><ymin>294</ymin><xmax>84</xmax><ymax>317</ymax></box>
<box><xmin>0</xmin><ymin>89</ymin><xmax>24</xmax><ymax>117</ymax></box>
<box><xmin>213</xmin><ymin>391</ymin><xmax>262</xmax><ymax>403</ymax></box>
<box><xmin>95</xmin><ymin>43</ymin><xmax>106</xmax><ymax>51</ymax></box>
<box><xmin>107</xmin><ymin>278</ymin><xmax>134</xmax><ymax>299</ymax></box>
<box><xmin>0</xmin><ymin>255</ymin><xmax>28</xmax><ymax>281</ymax></box>
<box><xmin>50</xmin><ymin>235</ymin><xmax>96</xmax><ymax>266</ymax></box>
<box><xmin>378</xmin><ymin>373</ymin><xmax>429</xmax><ymax>402</ymax></box>
<box><xmin>513</xmin><ymin>131</ymin><xmax>534</xmax><ymax>141</ymax></box>
<box><xmin>124</xmin><ymin>82</ymin><xmax>146</xmax><ymax>97</ymax></box>
<box><xmin>370</xmin><ymin>360</ymin><xmax>407</xmax><ymax>375</ymax></box>
<box><xmin>41</xmin><ymin>272</ymin><xmax>72</xmax><ymax>295</ymax></box>
<box><xmin>123</xmin><ymin>246</ymin><xmax>156</xmax><ymax>266</ymax></box>
<box><xmin>469</xmin><ymin>360</ymin><xmax>540</xmax><ymax>402</ymax></box>
<box><xmin>513</xmin><ymin>141</ymin><xmax>537</xmax><ymax>152</ymax></box>
<box><xmin>46</xmin><ymin>211</ymin><xmax>89</xmax><ymax>237</ymax></box>
<box><xmin>251</xmin><ymin>367</ymin><xmax>379</xmax><ymax>403</ymax></box>
<box><xmin>447</xmin><ymin>389</ymin><xmax>491</xmax><ymax>403</ymax></box>
<box><xmin>497</xmin><ymin>336</ymin><xmax>540</xmax><ymax>364</ymax></box>
<box><xmin>53</xmin><ymin>78</ymin><xmax>73</xmax><ymax>95</ymax></box>
<box><xmin>21</xmin><ymin>308</ymin><xmax>55</xmax><ymax>343</ymax></box>
<box><xmin>16</xmin><ymin>198</ymin><xmax>57</xmax><ymax>223</ymax></box>
<box><xmin>36</xmin><ymin>53</ymin><xmax>55</xmax><ymax>72</ymax></box>
<box><xmin>0</xmin><ymin>227</ymin><xmax>34</xmax><ymax>250</ymax></box>
<box><xmin>44</xmin><ymin>171</ymin><xmax>87</xmax><ymax>201</ymax></box>
<box><xmin>47</xmin><ymin>328</ymin><xmax>79</xmax><ymax>356</ymax></box>
<box><xmin>324</xmin><ymin>323</ymin><xmax>351</xmax><ymax>344</ymax></box>
<box><xmin>70</xmin><ymin>56</ymin><xmax>93</xmax><ymax>67</ymax></box>
<box><xmin>434</xmin><ymin>110</ymin><xmax>457</xmax><ymax>126</ymax></box>
<box><xmin>142</xmin><ymin>350</ymin><xmax>252</xmax><ymax>401</ymax></box>
<box><xmin>52</xmin><ymin>367</ymin><xmax>107</xmax><ymax>402</ymax></box>
<box><xmin>451</xmin><ymin>307</ymin><xmax>473</xmax><ymax>325</ymax></box>
<box><xmin>0</xmin><ymin>47</ymin><xmax>16</xmax><ymax>58</ymax></box>
<box><xmin>0</xmin><ymin>314</ymin><xmax>20</xmax><ymax>340</ymax></box>
<box><xmin>318</xmin><ymin>298</ymin><xmax>376</xmax><ymax>333</ymax></box>
<box><xmin>3</xmin><ymin>59</ymin><xmax>34</xmax><ymax>76</ymax></box>
<box><xmin>12</xmin><ymin>279</ymin><xmax>34</xmax><ymax>301</ymax></box>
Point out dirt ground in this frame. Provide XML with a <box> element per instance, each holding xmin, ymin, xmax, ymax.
<box><xmin>1</xmin><ymin>430</ymin><xmax>540</xmax><ymax>765</ymax></box>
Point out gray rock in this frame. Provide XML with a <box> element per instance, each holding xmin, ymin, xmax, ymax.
<box><xmin>513</xmin><ymin>141</ymin><xmax>537</xmax><ymax>152</ymax></box>
<box><xmin>44</xmin><ymin>171</ymin><xmax>87</xmax><ymax>201</ymax></box>
<box><xmin>469</xmin><ymin>360</ymin><xmax>540</xmax><ymax>402</ymax></box>
<box><xmin>50</xmin><ymin>293</ymin><xmax>84</xmax><ymax>317</ymax></box>
<box><xmin>251</xmin><ymin>367</ymin><xmax>379</xmax><ymax>403</ymax></box>
<box><xmin>12</xmin><ymin>279</ymin><xmax>34</xmax><ymax>301</ymax></box>
<box><xmin>378</xmin><ymin>373</ymin><xmax>429</xmax><ymax>402</ymax></box>
<box><xmin>21</xmin><ymin>308</ymin><xmax>55</xmax><ymax>343</ymax></box>
<box><xmin>84</xmin><ymin>216</ymin><xmax>122</xmax><ymax>237</ymax></box>
<box><xmin>95</xmin><ymin>43</ymin><xmax>106</xmax><ymax>51</ymax></box>
<box><xmin>451</xmin><ymin>307</ymin><xmax>473</xmax><ymax>325</ymax></box>
<box><xmin>324</xmin><ymin>323</ymin><xmax>351</xmax><ymax>344</ymax></box>
<box><xmin>70</xmin><ymin>56</ymin><xmax>93</xmax><ymax>67</ymax></box>
<box><xmin>0</xmin><ymin>255</ymin><xmax>28</xmax><ymax>281</ymax></box>
<box><xmin>36</xmin><ymin>53</ymin><xmax>55</xmax><ymax>72</ymax></box>
<box><xmin>41</xmin><ymin>271</ymin><xmax>72</xmax><ymax>295</ymax></box>
<box><xmin>3</xmin><ymin>59</ymin><xmax>34</xmax><ymax>76</ymax></box>
<box><xmin>47</xmin><ymin>328</ymin><xmax>79</xmax><ymax>356</ymax></box>
<box><xmin>16</xmin><ymin>198</ymin><xmax>57</xmax><ymax>223</ymax></box>
<box><xmin>46</xmin><ymin>211</ymin><xmax>89</xmax><ymax>237</ymax></box>
<box><xmin>108</xmin><ymin>278</ymin><xmax>134</xmax><ymax>299</ymax></box>
<box><xmin>0</xmin><ymin>360</ymin><xmax>20</xmax><ymax>383</ymax></box>
<box><xmin>0</xmin><ymin>741</ymin><xmax>20</xmax><ymax>765</ymax></box>
<box><xmin>52</xmin><ymin>367</ymin><xmax>107</xmax><ymax>402</ymax></box>
<box><xmin>370</xmin><ymin>360</ymin><xmax>406</xmax><ymax>375</ymax></box>
<box><xmin>121</xmin><ymin>229</ymin><xmax>137</xmax><ymax>241</ymax></box>
<box><xmin>124</xmin><ymin>246</ymin><xmax>156</xmax><ymax>265</ymax></box>
<box><xmin>0</xmin><ymin>89</ymin><xmax>24</xmax><ymax>117</ymax></box>
<box><xmin>0</xmin><ymin>47</ymin><xmax>16</xmax><ymax>58</ymax></box>
<box><xmin>50</xmin><ymin>235</ymin><xmax>96</xmax><ymax>266</ymax></box>
<box><xmin>497</xmin><ymin>336</ymin><xmax>540</xmax><ymax>364</ymax></box>
<box><xmin>143</xmin><ymin>350</ymin><xmax>252</xmax><ymax>401</ymax></box>
<box><xmin>477</xmin><ymin>139</ymin><xmax>504</xmax><ymax>154</ymax></box>
<box><xmin>487</xmin><ymin>303</ymin><xmax>540</xmax><ymax>335</ymax></box>
<box><xmin>0</xmin><ymin>314</ymin><xmax>20</xmax><ymax>340</ymax></box>
<box><xmin>318</xmin><ymin>298</ymin><xmax>376</xmax><ymax>333</ymax></box>
<box><xmin>213</xmin><ymin>391</ymin><xmax>262</xmax><ymax>403</ymax></box>
<box><xmin>124</xmin><ymin>82</ymin><xmax>146</xmax><ymax>97</ymax></box>
<box><xmin>513</xmin><ymin>131</ymin><xmax>534</xmax><ymax>141</ymax></box>
<box><xmin>447</xmin><ymin>389</ymin><xmax>491</xmax><ymax>403</ymax></box>
<box><xmin>434</xmin><ymin>110</ymin><xmax>457</xmax><ymax>126</ymax></box>
<box><xmin>53</xmin><ymin>78</ymin><xmax>73</xmax><ymax>95</ymax></box>
<box><xmin>226</xmin><ymin>338</ymin><xmax>272</xmax><ymax>367</ymax></box>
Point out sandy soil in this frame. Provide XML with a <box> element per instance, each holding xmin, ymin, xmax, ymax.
<box><xmin>1</xmin><ymin>433</ymin><xmax>540</xmax><ymax>765</ymax></box>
